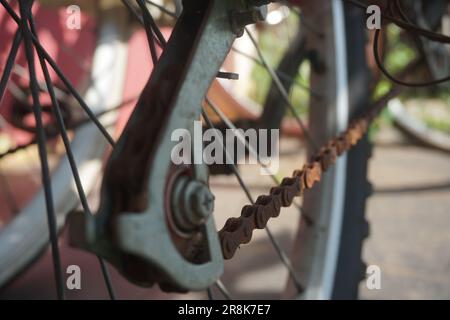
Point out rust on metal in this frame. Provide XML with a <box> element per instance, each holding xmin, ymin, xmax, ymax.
<box><xmin>218</xmin><ymin>99</ymin><xmax>388</xmax><ymax>260</ymax></box>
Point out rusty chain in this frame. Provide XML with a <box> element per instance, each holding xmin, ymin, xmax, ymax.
<box><xmin>218</xmin><ymin>81</ymin><xmax>406</xmax><ymax>260</ymax></box>
<box><xmin>218</xmin><ymin>18</ymin><xmax>432</xmax><ymax>258</ymax></box>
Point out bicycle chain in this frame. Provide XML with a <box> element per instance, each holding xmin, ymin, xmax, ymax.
<box><xmin>218</xmin><ymin>87</ymin><xmax>399</xmax><ymax>260</ymax></box>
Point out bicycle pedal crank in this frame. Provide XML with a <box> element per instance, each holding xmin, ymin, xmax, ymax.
<box><xmin>68</xmin><ymin>0</ymin><xmax>264</xmax><ymax>292</ymax></box>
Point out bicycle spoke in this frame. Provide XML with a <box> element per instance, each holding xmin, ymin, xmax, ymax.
<box><xmin>136</xmin><ymin>0</ymin><xmax>159</xmax><ymax>64</ymax></box>
<box><xmin>206</xmin><ymin>98</ymin><xmax>295</xmax><ymax>187</ymax></box>
<box><xmin>230</xmin><ymin>46</ymin><xmax>320</xmax><ymax>98</ymax></box>
<box><xmin>145</xmin><ymin>0</ymin><xmax>178</xmax><ymax>19</ymax></box>
<box><xmin>201</xmin><ymin>109</ymin><xmax>254</xmax><ymax>201</ymax></box>
<box><xmin>206</xmin><ymin>96</ymin><xmax>311</xmax><ymax>219</ymax></box>
<box><xmin>18</xmin><ymin>0</ymin><xmax>64</xmax><ymax>300</ymax></box>
<box><xmin>264</xmin><ymin>225</ymin><xmax>304</xmax><ymax>292</ymax></box>
<box><xmin>203</xmin><ymin>100</ymin><xmax>268</xmax><ymax>181</ymax></box>
<box><xmin>0</xmin><ymin>94</ymin><xmax>140</xmax><ymax>161</ymax></box>
<box><xmin>215</xmin><ymin>280</ymin><xmax>232</xmax><ymax>300</ymax></box>
<box><xmin>202</xmin><ymin>108</ymin><xmax>304</xmax><ymax>293</ymax></box>
<box><xmin>12</xmin><ymin>64</ymin><xmax>68</xmax><ymax>100</ymax></box>
<box><xmin>0</xmin><ymin>29</ymin><xmax>22</xmax><ymax>104</ymax></box>
<box><xmin>98</xmin><ymin>257</ymin><xmax>116</xmax><ymax>299</ymax></box>
<box><xmin>206</xmin><ymin>287</ymin><xmax>214</xmax><ymax>300</ymax></box>
<box><xmin>0</xmin><ymin>0</ymin><xmax>342</xmax><ymax>299</ymax></box>
<box><xmin>137</xmin><ymin>0</ymin><xmax>167</xmax><ymax>48</ymax></box>
<box><xmin>28</xmin><ymin>13</ymin><xmax>116</xmax><ymax>300</ymax></box>
<box><xmin>31</xmin><ymin>42</ymin><xmax>116</xmax><ymax>146</ymax></box>
<box><xmin>121</xmin><ymin>0</ymin><xmax>144</xmax><ymax>25</ymax></box>
<box><xmin>245</xmin><ymin>27</ymin><xmax>319</xmax><ymax>152</ymax></box>
<box><xmin>208</xmin><ymin>280</ymin><xmax>233</xmax><ymax>300</ymax></box>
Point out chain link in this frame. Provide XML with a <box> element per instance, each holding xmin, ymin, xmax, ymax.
<box><xmin>218</xmin><ymin>84</ymin><xmax>402</xmax><ymax>259</ymax></box>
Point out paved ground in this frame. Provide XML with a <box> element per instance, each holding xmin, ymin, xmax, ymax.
<box><xmin>359</xmin><ymin>134</ymin><xmax>450</xmax><ymax>299</ymax></box>
<box><xmin>1</xmin><ymin>128</ymin><xmax>450</xmax><ymax>299</ymax></box>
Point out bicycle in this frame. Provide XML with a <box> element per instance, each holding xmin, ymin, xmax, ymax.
<box><xmin>0</xmin><ymin>0</ymin><xmax>448</xmax><ymax>300</ymax></box>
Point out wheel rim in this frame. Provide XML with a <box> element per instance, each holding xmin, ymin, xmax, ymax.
<box><xmin>288</xmin><ymin>0</ymin><xmax>349</xmax><ymax>299</ymax></box>
<box><xmin>0</xmin><ymin>5</ymin><xmax>129</xmax><ymax>288</ymax></box>
<box><xmin>0</xmin><ymin>0</ymin><xmax>359</xmax><ymax>299</ymax></box>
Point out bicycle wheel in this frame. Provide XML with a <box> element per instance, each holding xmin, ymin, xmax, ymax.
<box><xmin>209</xmin><ymin>1</ymin><xmax>371</xmax><ymax>299</ymax></box>
<box><xmin>385</xmin><ymin>4</ymin><xmax>450</xmax><ymax>152</ymax></box>
<box><xmin>0</xmin><ymin>0</ymin><xmax>371</xmax><ymax>299</ymax></box>
<box><xmin>256</xmin><ymin>0</ymin><xmax>371</xmax><ymax>299</ymax></box>
<box><xmin>0</xmin><ymin>2</ymin><xmax>129</xmax><ymax>290</ymax></box>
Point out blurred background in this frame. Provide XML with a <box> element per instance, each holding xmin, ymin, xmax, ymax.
<box><xmin>0</xmin><ymin>0</ymin><xmax>449</xmax><ymax>299</ymax></box>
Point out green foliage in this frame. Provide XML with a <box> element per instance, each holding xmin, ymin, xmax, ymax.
<box><xmin>250</xmin><ymin>19</ymin><xmax>450</xmax><ymax>138</ymax></box>
<box><xmin>250</xmin><ymin>12</ymin><xmax>309</xmax><ymax>119</ymax></box>
<box><xmin>385</xmin><ymin>25</ymin><xmax>416</xmax><ymax>73</ymax></box>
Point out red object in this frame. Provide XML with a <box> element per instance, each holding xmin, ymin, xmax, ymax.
<box><xmin>0</xmin><ymin>3</ymin><xmax>95</xmax><ymax>144</ymax></box>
